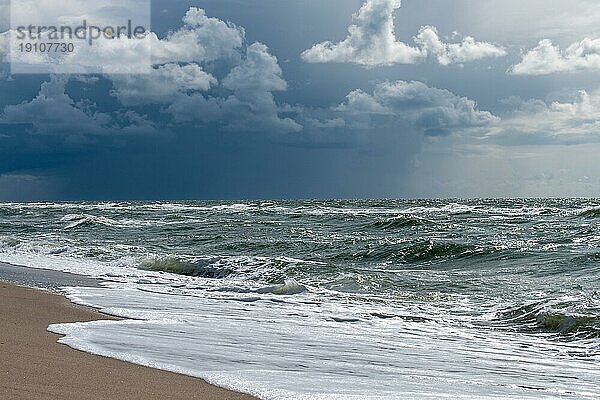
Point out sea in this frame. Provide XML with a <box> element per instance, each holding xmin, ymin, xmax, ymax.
<box><xmin>0</xmin><ymin>199</ymin><xmax>599</xmax><ymax>399</ymax></box>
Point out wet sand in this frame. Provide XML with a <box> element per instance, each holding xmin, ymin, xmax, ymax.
<box><xmin>0</xmin><ymin>280</ymin><xmax>257</xmax><ymax>400</ymax></box>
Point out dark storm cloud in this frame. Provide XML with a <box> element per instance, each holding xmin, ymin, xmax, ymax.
<box><xmin>1</xmin><ymin>0</ymin><xmax>600</xmax><ymax>199</ymax></box>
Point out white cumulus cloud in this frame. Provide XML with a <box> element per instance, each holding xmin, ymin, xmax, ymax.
<box><xmin>415</xmin><ymin>26</ymin><xmax>506</xmax><ymax>66</ymax></box>
<box><xmin>510</xmin><ymin>38</ymin><xmax>600</xmax><ymax>75</ymax></box>
<box><xmin>0</xmin><ymin>75</ymin><xmax>156</xmax><ymax>135</ymax></box>
<box><xmin>0</xmin><ymin>30</ymin><xmax>8</xmax><ymax>61</ymax></box>
<box><xmin>223</xmin><ymin>42</ymin><xmax>287</xmax><ymax>92</ymax></box>
<box><xmin>117</xmin><ymin>10</ymin><xmax>300</xmax><ymax>134</ymax></box>
<box><xmin>150</xmin><ymin>7</ymin><xmax>245</xmax><ymax>65</ymax></box>
<box><xmin>1</xmin><ymin>75</ymin><xmax>111</xmax><ymax>134</ymax></box>
<box><xmin>1</xmin><ymin>6</ymin><xmax>244</xmax><ymax>74</ymax></box>
<box><xmin>1</xmin><ymin>7</ymin><xmax>301</xmax><ymax>135</ymax></box>
<box><xmin>488</xmin><ymin>90</ymin><xmax>600</xmax><ymax>144</ymax></box>
<box><xmin>301</xmin><ymin>0</ymin><xmax>421</xmax><ymax>66</ymax></box>
<box><xmin>336</xmin><ymin>80</ymin><xmax>497</xmax><ymax>136</ymax></box>
<box><xmin>301</xmin><ymin>0</ymin><xmax>505</xmax><ymax>67</ymax></box>
<box><xmin>168</xmin><ymin>42</ymin><xmax>301</xmax><ymax>133</ymax></box>
<box><xmin>111</xmin><ymin>63</ymin><xmax>217</xmax><ymax>106</ymax></box>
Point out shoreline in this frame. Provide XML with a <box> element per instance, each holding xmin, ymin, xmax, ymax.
<box><xmin>0</xmin><ymin>277</ymin><xmax>257</xmax><ymax>400</ymax></box>
<box><xmin>0</xmin><ymin>262</ymin><xmax>102</xmax><ymax>290</ymax></box>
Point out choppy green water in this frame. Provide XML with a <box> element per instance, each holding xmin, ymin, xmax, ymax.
<box><xmin>1</xmin><ymin>199</ymin><xmax>599</xmax><ymax>398</ymax></box>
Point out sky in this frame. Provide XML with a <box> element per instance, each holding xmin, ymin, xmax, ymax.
<box><xmin>1</xmin><ymin>0</ymin><xmax>600</xmax><ymax>200</ymax></box>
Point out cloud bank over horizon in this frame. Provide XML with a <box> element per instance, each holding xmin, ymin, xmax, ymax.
<box><xmin>2</xmin><ymin>6</ymin><xmax>501</xmax><ymax>142</ymax></box>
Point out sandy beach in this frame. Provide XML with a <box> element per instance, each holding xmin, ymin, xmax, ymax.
<box><xmin>0</xmin><ymin>280</ymin><xmax>257</xmax><ymax>400</ymax></box>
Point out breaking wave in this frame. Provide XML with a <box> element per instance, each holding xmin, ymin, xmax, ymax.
<box><xmin>345</xmin><ymin>240</ymin><xmax>483</xmax><ymax>263</ymax></box>
<box><xmin>141</xmin><ymin>257</ymin><xmax>234</xmax><ymax>279</ymax></box>
<box><xmin>579</xmin><ymin>207</ymin><xmax>600</xmax><ymax>218</ymax></box>
<box><xmin>495</xmin><ymin>301</ymin><xmax>600</xmax><ymax>342</ymax></box>
<box><xmin>62</xmin><ymin>214</ymin><xmax>125</xmax><ymax>229</ymax></box>
<box><xmin>256</xmin><ymin>279</ymin><xmax>308</xmax><ymax>295</ymax></box>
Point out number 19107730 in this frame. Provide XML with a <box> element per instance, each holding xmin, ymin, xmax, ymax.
<box><xmin>18</xmin><ymin>42</ymin><xmax>75</xmax><ymax>53</ymax></box>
